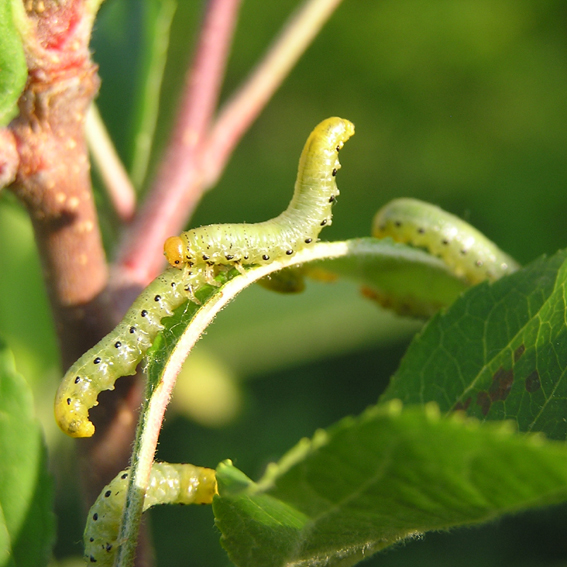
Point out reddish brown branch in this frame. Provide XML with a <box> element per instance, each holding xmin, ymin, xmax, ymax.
<box><xmin>9</xmin><ymin>0</ymin><xmax>108</xmax><ymax>367</ymax></box>
<box><xmin>7</xmin><ymin>0</ymin><xmax>139</xmax><ymax>520</ymax></box>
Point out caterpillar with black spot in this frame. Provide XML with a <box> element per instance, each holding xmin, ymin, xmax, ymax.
<box><xmin>54</xmin><ymin>117</ymin><xmax>354</xmax><ymax>438</ymax></box>
<box><xmin>164</xmin><ymin>117</ymin><xmax>355</xmax><ymax>275</ymax></box>
<box><xmin>54</xmin><ymin>266</ymin><xmax>208</xmax><ymax>438</ymax></box>
<box><xmin>372</xmin><ymin>198</ymin><xmax>519</xmax><ymax>284</ymax></box>
<box><xmin>83</xmin><ymin>462</ymin><xmax>217</xmax><ymax>566</ymax></box>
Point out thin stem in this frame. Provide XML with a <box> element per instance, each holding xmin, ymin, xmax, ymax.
<box><xmin>203</xmin><ymin>0</ymin><xmax>345</xmax><ymax>187</ymax></box>
<box><xmin>116</xmin><ymin>0</ymin><xmax>242</xmax><ymax>287</ymax></box>
<box><xmin>86</xmin><ymin>105</ymin><xmax>137</xmax><ymax>223</ymax></box>
<box><xmin>113</xmin><ymin>375</ymin><xmax>155</xmax><ymax>567</ymax></box>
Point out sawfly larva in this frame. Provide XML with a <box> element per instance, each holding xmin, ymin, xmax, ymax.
<box><xmin>83</xmin><ymin>462</ymin><xmax>217</xmax><ymax>566</ymax></box>
<box><xmin>164</xmin><ymin>117</ymin><xmax>355</xmax><ymax>278</ymax></box>
<box><xmin>372</xmin><ymin>198</ymin><xmax>519</xmax><ymax>284</ymax></box>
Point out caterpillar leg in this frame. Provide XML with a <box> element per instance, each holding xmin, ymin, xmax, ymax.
<box><xmin>205</xmin><ymin>263</ymin><xmax>221</xmax><ymax>286</ymax></box>
<box><xmin>182</xmin><ymin>265</ymin><xmax>206</xmax><ymax>304</ymax></box>
<box><xmin>84</xmin><ymin>462</ymin><xmax>217</xmax><ymax>566</ymax></box>
<box><xmin>184</xmin><ymin>283</ymin><xmax>201</xmax><ymax>305</ymax></box>
<box><xmin>232</xmin><ymin>261</ymin><xmax>247</xmax><ymax>276</ymax></box>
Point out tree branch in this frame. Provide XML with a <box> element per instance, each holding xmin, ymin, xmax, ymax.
<box><xmin>7</xmin><ymin>0</ymin><xmax>141</xmax><ymax>534</ymax></box>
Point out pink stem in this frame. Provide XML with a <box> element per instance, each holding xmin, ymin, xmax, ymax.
<box><xmin>202</xmin><ymin>0</ymin><xmax>345</xmax><ymax>188</ymax></box>
<box><xmin>115</xmin><ymin>0</ymin><xmax>242</xmax><ymax>287</ymax></box>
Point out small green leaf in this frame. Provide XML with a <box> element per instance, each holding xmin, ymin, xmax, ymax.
<box><xmin>0</xmin><ymin>0</ymin><xmax>27</xmax><ymax>126</ymax></box>
<box><xmin>214</xmin><ymin>402</ymin><xmax>567</xmax><ymax>567</ymax></box>
<box><xmin>311</xmin><ymin>237</ymin><xmax>469</xmax><ymax>316</ymax></box>
<box><xmin>0</xmin><ymin>338</ymin><xmax>55</xmax><ymax>567</ymax></box>
<box><xmin>381</xmin><ymin>250</ymin><xmax>567</xmax><ymax>440</ymax></box>
<box><xmin>128</xmin><ymin>0</ymin><xmax>177</xmax><ymax>188</ymax></box>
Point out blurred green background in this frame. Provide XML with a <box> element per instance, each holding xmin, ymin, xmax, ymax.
<box><xmin>2</xmin><ymin>0</ymin><xmax>567</xmax><ymax>565</ymax></box>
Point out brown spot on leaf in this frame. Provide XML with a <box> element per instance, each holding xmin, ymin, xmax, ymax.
<box><xmin>453</xmin><ymin>397</ymin><xmax>472</xmax><ymax>412</ymax></box>
<box><xmin>525</xmin><ymin>370</ymin><xmax>541</xmax><ymax>393</ymax></box>
<box><xmin>514</xmin><ymin>344</ymin><xmax>526</xmax><ymax>362</ymax></box>
<box><xmin>476</xmin><ymin>391</ymin><xmax>491</xmax><ymax>416</ymax></box>
<box><xmin>489</xmin><ymin>367</ymin><xmax>514</xmax><ymax>402</ymax></box>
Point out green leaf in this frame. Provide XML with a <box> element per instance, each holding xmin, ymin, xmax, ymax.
<box><xmin>128</xmin><ymin>0</ymin><xmax>176</xmax><ymax>188</ymax></box>
<box><xmin>196</xmin><ymin>238</ymin><xmax>467</xmax><ymax>381</ymax></box>
<box><xmin>118</xmin><ymin>269</ymin><xmax>240</xmax><ymax>566</ymax></box>
<box><xmin>148</xmin><ymin>238</ymin><xmax>469</xmax><ymax>384</ymax></box>
<box><xmin>310</xmin><ymin>237</ymin><xmax>469</xmax><ymax>317</ymax></box>
<box><xmin>381</xmin><ymin>250</ymin><xmax>567</xmax><ymax>440</ymax></box>
<box><xmin>0</xmin><ymin>0</ymin><xmax>27</xmax><ymax>126</ymax></box>
<box><xmin>0</xmin><ymin>338</ymin><xmax>55</xmax><ymax>567</ymax></box>
<box><xmin>214</xmin><ymin>402</ymin><xmax>567</xmax><ymax>567</ymax></box>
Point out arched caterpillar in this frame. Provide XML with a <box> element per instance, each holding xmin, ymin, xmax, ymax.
<box><xmin>54</xmin><ymin>267</ymin><xmax>208</xmax><ymax>437</ymax></box>
<box><xmin>83</xmin><ymin>462</ymin><xmax>217</xmax><ymax>566</ymax></box>
<box><xmin>372</xmin><ymin>198</ymin><xmax>519</xmax><ymax>284</ymax></box>
<box><xmin>164</xmin><ymin>117</ymin><xmax>355</xmax><ymax>275</ymax></box>
<box><xmin>55</xmin><ymin>117</ymin><xmax>354</xmax><ymax>438</ymax></box>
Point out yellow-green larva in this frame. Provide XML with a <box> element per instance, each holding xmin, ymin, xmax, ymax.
<box><xmin>54</xmin><ymin>267</ymin><xmax>207</xmax><ymax>438</ymax></box>
<box><xmin>83</xmin><ymin>462</ymin><xmax>217</xmax><ymax>566</ymax></box>
<box><xmin>55</xmin><ymin>117</ymin><xmax>354</xmax><ymax>439</ymax></box>
<box><xmin>164</xmin><ymin>117</ymin><xmax>355</xmax><ymax>275</ymax></box>
<box><xmin>372</xmin><ymin>198</ymin><xmax>519</xmax><ymax>284</ymax></box>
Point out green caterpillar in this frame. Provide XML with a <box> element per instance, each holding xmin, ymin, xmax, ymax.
<box><xmin>55</xmin><ymin>117</ymin><xmax>354</xmax><ymax>438</ymax></box>
<box><xmin>83</xmin><ymin>462</ymin><xmax>217</xmax><ymax>565</ymax></box>
<box><xmin>372</xmin><ymin>198</ymin><xmax>519</xmax><ymax>284</ymax></box>
<box><xmin>54</xmin><ymin>267</ymin><xmax>207</xmax><ymax>437</ymax></box>
<box><xmin>164</xmin><ymin>117</ymin><xmax>355</xmax><ymax>275</ymax></box>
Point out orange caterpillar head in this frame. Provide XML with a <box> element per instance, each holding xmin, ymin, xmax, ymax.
<box><xmin>164</xmin><ymin>236</ymin><xmax>185</xmax><ymax>268</ymax></box>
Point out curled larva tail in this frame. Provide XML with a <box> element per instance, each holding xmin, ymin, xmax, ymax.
<box><xmin>372</xmin><ymin>198</ymin><xmax>519</xmax><ymax>284</ymax></box>
<box><xmin>55</xmin><ymin>267</ymin><xmax>207</xmax><ymax>438</ymax></box>
<box><xmin>83</xmin><ymin>462</ymin><xmax>217</xmax><ymax>566</ymax></box>
<box><xmin>164</xmin><ymin>117</ymin><xmax>355</xmax><ymax>271</ymax></box>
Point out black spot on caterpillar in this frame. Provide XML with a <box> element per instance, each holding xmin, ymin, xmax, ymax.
<box><xmin>54</xmin><ymin>117</ymin><xmax>354</xmax><ymax>438</ymax></box>
<box><xmin>164</xmin><ymin>117</ymin><xmax>355</xmax><ymax>277</ymax></box>
<box><xmin>54</xmin><ymin>267</ymin><xmax>207</xmax><ymax>437</ymax></box>
<box><xmin>372</xmin><ymin>198</ymin><xmax>519</xmax><ymax>284</ymax></box>
<box><xmin>83</xmin><ymin>462</ymin><xmax>217</xmax><ymax>566</ymax></box>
